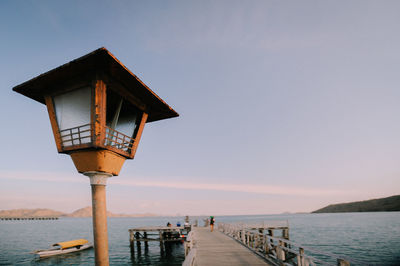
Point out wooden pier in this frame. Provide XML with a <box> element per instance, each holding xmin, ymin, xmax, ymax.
<box><xmin>216</xmin><ymin>222</ymin><xmax>351</xmax><ymax>266</ymax></box>
<box><xmin>127</xmin><ymin>220</ymin><xmax>352</xmax><ymax>265</ymax></box>
<box><xmin>183</xmin><ymin>227</ymin><xmax>269</xmax><ymax>265</ymax></box>
<box><xmin>184</xmin><ymin>222</ymin><xmax>352</xmax><ymax>266</ymax></box>
<box><xmin>128</xmin><ymin>226</ymin><xmax>190</xmax><ymax>253</ymax></box>
<box><xmin>0</xmin><ymin>217</ymin><xmax>59</xmax><ymax>220</ymax></box>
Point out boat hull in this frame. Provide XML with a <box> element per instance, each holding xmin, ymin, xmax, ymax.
<box><xmin>36</xmin><ymin>243</ymin><xmax>93</xmax><ymax>258</ymax></box>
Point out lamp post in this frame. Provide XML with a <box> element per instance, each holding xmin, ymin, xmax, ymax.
<box><xmin>13</xmin><ymin>48</ymin><xmax>178</xmax><ymax>265</ymax></box>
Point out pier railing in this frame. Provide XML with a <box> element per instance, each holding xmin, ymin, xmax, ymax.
<box><xmin>218</xmin><ymin>222</ymin><xmax>351</xmax><ymax>266</ymax></box>
<box><xmin>183</xmin><ymin>231</ymin><xmax>196</xmax><ymax>266</ymax></box>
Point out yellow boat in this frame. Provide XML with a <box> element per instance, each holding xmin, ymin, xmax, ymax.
<box><xmin>33</xmin><ymin>239</ymin><xmax>93</xmax><ymax>258</ymax></box>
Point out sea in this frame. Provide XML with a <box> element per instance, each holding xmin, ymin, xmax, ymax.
<box><xmin>0</xmin><ymin>212</ymin><xmax>399</xmax><ymax>265</ymax></box>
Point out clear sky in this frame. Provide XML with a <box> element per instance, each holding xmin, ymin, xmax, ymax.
<box><xmin>1</xmin><ymin>0</ymin><xmax>399</xmax><ymax>215</ymax></box>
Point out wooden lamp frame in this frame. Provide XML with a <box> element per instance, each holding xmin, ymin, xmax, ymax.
<box><xmin>44</xmin><ymin>78</ymin><xmax>148</xmax><ymax>160</ymax></box>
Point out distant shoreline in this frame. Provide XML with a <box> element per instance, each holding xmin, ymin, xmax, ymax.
<box><xmin>312</xmin><ymin>195</ymin><xmax>400</xmax><ymax>213</ymax></box>
<box><xmin>2</xmin><ymin>195</ymin><xmax>400</xmax><ymax>218</ymax></box>
<box><xmin>0</xmin><ymin>206</ymin><xmax>158</xmax><ymax>219</ymax></box>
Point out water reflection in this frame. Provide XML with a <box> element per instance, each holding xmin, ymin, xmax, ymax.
<box><xmin>130</xmin><ymin>241</ymin><xmax>184</xmax><ymax>265</ymax></box>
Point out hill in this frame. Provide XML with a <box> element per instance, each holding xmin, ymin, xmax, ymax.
<box><xmin>313</xmin><ymin>195</ymin><xmax>400</xmax><ymax>213</ymax></box>
<box><xmin>67</xmin><ymin>206</ymin><xmax>157</xmax><ymax>217</ymax></box>
<box><xmin>0</xmin><ymin>207</ymin><xmax>158</xmax><ymax>218</ymax></box>
<box><xmin>0</xmin><ymin>208</ymin><xmax>66</xmax><ymax>218</ymax></box>
<box><xmin>67</xmin><ymin>206</ymin><xmax>111</xmax><ymax>217</ymax></box>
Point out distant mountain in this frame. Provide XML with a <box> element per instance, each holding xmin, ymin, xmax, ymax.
<box><xmin>67</xmin><ymin>206</ymin><xmax>100</xmax><ymax>217</ymax></box>
<box><xmin>0</xmin><ymin>207</ymin><xmax>158</xmax><ymax>218</ymax></box>
<box><xmin>67</xmin><ymin>206</ymin><xmax>157</xmax><ymax>217</ymax></box>
<box><xmin>0</xmin><ymin>208</ymin><xmax>66</xmax><ymax>218</ymax></box>
<box><xmin>313</xmin><ymin>195</ymin><xmax>400</xmax><ymax>213</ymax></box>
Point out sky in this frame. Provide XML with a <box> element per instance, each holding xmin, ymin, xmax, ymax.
<box><xmin>1</xmin><ymin>0</ymin><xmax>400</xmax><ymax>215</ymax></box>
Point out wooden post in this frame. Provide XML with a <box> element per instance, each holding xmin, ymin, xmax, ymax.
<box><xmin>268</xmin><ymin>229</ymin><xmax>274</xmax><ymax>246</ymax></box>
<box><xmin>337</xmin><ymin>259</ymin><xmax>350</xmax><ymax>266</ymax></box>
<box><xmin>248</xmin><ymin>234</ymin><xmax>251</xmax><ymax>247</ymax></box>
<box><xmin>264</xmin><ymin>237</ymin><xmax>269</xmax><ymax>254</ymax></box>
<box><xmin>93</xmin><ymin>80</ymin><xmax>106</xmax><ymax>147</ymax></box>
<box><xmin>276</xmin><ymin>240</ymin><xmax>285</xmax><ymax>262</ymax></box>
<box><xmin>258</xmin><ymin>229</ymin><xmax>263</xmax><ymax>249</ymax></box>
<box><xmin>135</xmin><ymin>232</ymin><xmax>141</xmax><ymax>248</ymax></box>
<box><xmin>159</xmin><ymin>230</ymin><xmax>164</xmax><ymax>252</ymax></box>
<box><xmin>144</xmin><ymin>232</ymin><xmax>148</xmax><ymax>248</ymax></box>
<box><xmin>297</xmin><ymin>247</ymin><xmax>305</xmax><ymax>266</ymax></box>
<box><xmin>129</xmin><ymin>230</ymin><xmax>135</xmax><ymax>254</ymax></box>
<box><xmin>86</xmin><ymin>172</ymin><xmax>112</xmax><ymax>266</ymax></box>
<box><xmin>44</xmin><ymin>96</ymin><xmax>62</xmax><ymax>152</ymax></box>
<box><xmin>283</xmin><ymin>228</ymin><xmax>289</xmax><ymax>240</ymax></box>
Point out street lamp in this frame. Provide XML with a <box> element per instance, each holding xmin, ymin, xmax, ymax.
<box><xmin>13</xmin><ymin>48</ymin><xmax>178</xmax><ymax>265</ymax></box>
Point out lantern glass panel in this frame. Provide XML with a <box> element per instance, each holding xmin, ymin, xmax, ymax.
<box><xmin>53</xmin><ymin>87</ymin><xmax>92</xmax><ymax>147</ymax></box>
<box><xmin>106</xmin><ymin>90</ymin><xmax>140</xmax><ymax>152</ymax></box>
<box><xmin>114</xmin><ymin>102</ymin><xmax>138</xmax><ymax>137</ymax></box>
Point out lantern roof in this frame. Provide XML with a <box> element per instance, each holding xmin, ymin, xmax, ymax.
<box><xmin>13</xmin><ymin>47</ymin><xmax>178</xmax><ymax>122</ymax></box>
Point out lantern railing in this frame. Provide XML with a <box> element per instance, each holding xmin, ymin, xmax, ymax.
<box><xmin>58</xmin><ymin>124</ymin><xmax>135</xmax><ymax>154</ymax></box>
<box><xmin>59</xmin><ymin>124</ymin><xmax>93</xmax><ymax>147</ymax></box>
<box><xmin>104</xmin><ymin>126</ymin><xmax>135</xmax><ymax>152</ymax></box>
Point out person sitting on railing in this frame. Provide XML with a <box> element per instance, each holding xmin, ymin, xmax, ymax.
<box><xmin>163</xmin><ymin>222</ymin><xmax>172</xmax><ymax>239</ymax></box>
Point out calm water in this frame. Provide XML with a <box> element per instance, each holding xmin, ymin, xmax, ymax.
<box><xmin>0</xmin><ymin>212</ymin><xmax>399</xmax><ymax>265</ymax></box>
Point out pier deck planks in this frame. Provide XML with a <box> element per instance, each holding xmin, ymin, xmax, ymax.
<box><xmin>192</xmin><ymin>227</ymin><xmax>270</xmax><ymax>265</ymax></box>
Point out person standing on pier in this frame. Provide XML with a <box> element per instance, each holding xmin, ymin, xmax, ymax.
<box><xmin>210</xmin><ymin>216</ymin><xmax>215</xmax><ymax>232</ymax></box>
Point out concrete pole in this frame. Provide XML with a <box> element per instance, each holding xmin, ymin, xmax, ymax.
<box><xmin>84</xmin><ymin>171</ymin><xmax>112</xmax><ymax>266</ymax></box>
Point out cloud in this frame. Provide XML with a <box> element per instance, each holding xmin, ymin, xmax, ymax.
<box><xmin>110</xmin><ymin>179</ymin><xmax>353</xmax><ymax>197</ymax></box>
<box><xmin>0</xmin><ymin>170</ymin><xmax>85</xmax><ymax>184</ymax></box>
<box><xmin>0</xmin><ymin>170</ymin><xmax>355</xmax><ymax>197</ymax></box>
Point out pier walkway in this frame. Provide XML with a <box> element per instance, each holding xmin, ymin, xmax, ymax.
<box><xmin>185</xmin><ymin>227</ymin><xmax>269</xmax><ymax>266</ymax></box>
